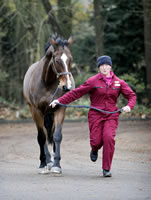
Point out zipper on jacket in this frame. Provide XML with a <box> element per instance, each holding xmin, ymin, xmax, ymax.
<box><xmin>105</xmin><ymin>83</ymin><xmax>109</xmax><ymax>111</ymax></box>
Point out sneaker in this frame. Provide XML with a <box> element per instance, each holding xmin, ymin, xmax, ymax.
<box><xmin>103</xmin><ymin>169</ymin><xmax>112</xmax><ymax>177</ymax></box>
<box><xmin>90</xmin><ymin>150</ymin><xmax>98</xmax><ymax>162</ymax></box>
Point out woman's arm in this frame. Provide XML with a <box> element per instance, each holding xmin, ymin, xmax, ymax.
<box><xmin>50</xmin><ymin>79</ymin><xmax>92</xmax><ymax>108</ymax></box>
<box><xmin>120</xmin><ymin>80</ymin><xmax>136</xmax><ymax>112</ymax></box>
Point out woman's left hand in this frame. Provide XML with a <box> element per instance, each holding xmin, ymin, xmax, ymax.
<box><xmin>122</xmin><ymin>105</ymin><xmax>131</xmax><ymax>112</ymax></box>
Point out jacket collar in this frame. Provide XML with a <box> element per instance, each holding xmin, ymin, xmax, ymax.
<box><xmin>98</xmin><ymin>71</ymin><xmax>114</xmax><ymax>80</ymax></box>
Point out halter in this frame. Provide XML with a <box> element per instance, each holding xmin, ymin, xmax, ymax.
<box><xmin>51</xmin><ymin>56</ymin><xmax>71</xmax><ymax>79</ymax></box>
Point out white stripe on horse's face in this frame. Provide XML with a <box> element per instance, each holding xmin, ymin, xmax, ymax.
<box><xmin>61</xmin><ymin>53</ymin><xmax>72</xmax><ymax>90</ymax></box>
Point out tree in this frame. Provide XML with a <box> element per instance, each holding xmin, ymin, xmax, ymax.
<box><xmin>0</xmin><ymin>0</ymin><xmax>148</xmax><ymax>106</ymax></box>
<box><xmin>93</xmin><ymin>0</ymin><xmax>104</xmax><ymax>57</ymax></box>
<box><xmin>57</xmin><ymin>0</ymin><xmax>72</xmax><ymax>38</ymax></box>
<box><xmin>103</xmin><ymin>0</ymin><xmax>144</xmax><ymax>75</ymax></box>
<box><xmin>41</xmin><ymin>0</ymin><xmax>63</xmax><ymax>36</ymax></box>
<box><xmin>0</xmin><ymin>0</ymin><xmax>17</xmax><ymax>101</ymax></box>
<box><xmin>0</xmin><ymin>0</ymin><xmax>50</xmax><ymax>104</ymax></box>
<box><xmin>143</xmin><ymin>0</ymin><xmax>151</xmax><ymax>101</ymax></box>
<box><xmin>41</xmin><ymin>0</ymin><xmax>73</xmax><ymax>39</ymax></box>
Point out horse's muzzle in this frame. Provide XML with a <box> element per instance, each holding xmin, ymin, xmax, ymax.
<box><xmin>63</xmin><ymin>85</ymin><xmax>70</xmax><ymax>92</ymax></box>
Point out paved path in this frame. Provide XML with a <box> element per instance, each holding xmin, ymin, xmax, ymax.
<box><xmin>0</xmin><ymin>120</ymin><xmax>151</xmax><ymax>200</ymax></box>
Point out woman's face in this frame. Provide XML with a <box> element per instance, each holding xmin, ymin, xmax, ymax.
<box><xmin>99</xmin><ymin>64</ymin><xmax>111</xmax><ymax>77</ymax></box>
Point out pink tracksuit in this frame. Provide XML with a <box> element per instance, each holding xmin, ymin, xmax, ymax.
<box><xmin>58</xmin><ymin>72</ymin><xmax>136</xmax><ymax>170</ymax></box>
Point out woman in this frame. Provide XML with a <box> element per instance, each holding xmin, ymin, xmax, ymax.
<box><xmin>50</xmin><ymin>55</ymin><xmax>136</xmax><ymax>177</ymax></box>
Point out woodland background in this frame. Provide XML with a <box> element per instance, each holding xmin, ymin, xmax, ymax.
<box><xmin>0</xmin><ymin>0</ymin><xmax>151</xmax><ymax>119</ymax></box>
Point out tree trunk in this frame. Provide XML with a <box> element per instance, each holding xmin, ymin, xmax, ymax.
<box><xmin>143</xmin><ymin>0</ymin><xmax>151</xmax><ymax>101</ymax></box>
<box><xmin>57</xmin><ymin>0</ymin><xmax>72</xmax><ymax>38</ymax></box>
<box><xmin>41</xmin><ymin>0</ymin><xmax>63</xmax><ymax>36</ymax></box>
<box><xmin>93</xmin><ymin>0</ymin><xmax>104</xmax><ymax>58</ymax></box>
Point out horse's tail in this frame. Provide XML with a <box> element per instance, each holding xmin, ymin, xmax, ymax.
<box><xmin>44</xmin><ymin>112</ymin><xmax>54</xmax><ymax>144</ymax></box>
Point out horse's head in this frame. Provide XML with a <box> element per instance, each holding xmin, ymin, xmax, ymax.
<box><xmin>48</xmin><ymin>37</ymin><xmax>73</xmax><ymax>92</ymax></box>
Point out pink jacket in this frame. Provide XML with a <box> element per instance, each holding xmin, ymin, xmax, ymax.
<box><xmin>58</xmin><ymin>72</ymin><xmax>136</xmax><ymax>114</ymax></box>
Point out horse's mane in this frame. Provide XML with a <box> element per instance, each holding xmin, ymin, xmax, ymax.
<box><xmin>42</xmin><ymin>46</ymin><xmax>54</xmax><ymax>84</ymax></box>
<box><xmin>54</xmin><ymin>37</ymin><xmax>69</xmax><ymax>47</ymax></box>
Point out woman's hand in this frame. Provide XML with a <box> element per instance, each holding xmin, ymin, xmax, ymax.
<box><xmin>122</xmin><ymin>105</ymin><xmax>131</xmax><ymax>112</ymax></box>
<box><xmin>49</xmin><ymin>100</ymin><xmax>59</xmax><ymax>108</ymax></box>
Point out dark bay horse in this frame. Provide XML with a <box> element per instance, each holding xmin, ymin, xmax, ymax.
<box><xmin>23</xmin><ymin>37</ymin><xmax>74</xmax><ymax>174</ymax></box>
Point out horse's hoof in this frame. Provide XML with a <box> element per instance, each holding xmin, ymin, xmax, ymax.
<box><xmin>38</xmin><ymin>169</ymin><xmax>51</xmax><ymax>175</ymax></box>
<box><xmin>38</xmin><ymin>162</ymin><xmax>53</xmax><ymax>175</ymax></box>
<box><xmin>39</xmin><ymin>162</ymin><xmax>46</xmax><ymax>168</ymax></box>
<box><xmin>47</xmin><ymin>162</ymin><xmax>53</xmax><ymax>170</ymax></box>
<box><xmin>38</xmin><ymin>166</ymin><xmax>51</xmax><ymax>175</ymax></box>
<box><xmin>51</xmin><ymin>166</ymin><xmax>62</xmax><ymax>174</ymax></box>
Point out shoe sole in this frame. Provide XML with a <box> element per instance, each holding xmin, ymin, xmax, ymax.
<box><xmin>103</xmin><ymin>173</ymin><xmax>112</xmax><ymax>177</ymax></box>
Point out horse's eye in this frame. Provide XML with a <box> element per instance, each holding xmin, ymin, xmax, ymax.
<box><xmin>55</xmin><ymin>59</ymin><xmax>60</xmax><ymax>64</ymax></box>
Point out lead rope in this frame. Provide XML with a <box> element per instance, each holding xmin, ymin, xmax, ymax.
<box><xmin>56</xmin><ymin>102</ymin><xmax>122</xmax><ymax>114</ymax></box>
<box><xmin>50</xmin><ymin>86</ymin><xmax>123</xmax><ymax>114</ymax></box>
<box><xmin>50</xmin><ymin>86</ymin><xmax>60</xmax><ymax>103</ymax></box>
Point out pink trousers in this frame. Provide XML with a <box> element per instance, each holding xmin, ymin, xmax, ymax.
<box><xmin>88</xmin><ymin>112</ymin><xmax>118</xmax><ymax>171</ymax></box>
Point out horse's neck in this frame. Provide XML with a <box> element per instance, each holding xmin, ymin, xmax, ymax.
<box><xmin>42</xmin><ymin>56</ymin><xmax>56</xmax><ymax>85</ymax></box>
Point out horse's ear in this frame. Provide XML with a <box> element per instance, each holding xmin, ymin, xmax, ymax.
<box><xmin>68</xmin><ymin>36</ymin><xmax>73</xmax><ymax>45</ymax></box>
<box><xmin>50</xmin><ymin>38</ymin><xmax>56</xmax><ymax>46</ymax></box>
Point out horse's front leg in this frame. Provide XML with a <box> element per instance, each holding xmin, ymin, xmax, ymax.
<box><xmin>51</xmin><ymin>108</ymin><xmax>65</xmax><ymax>174</ymax></box>
<box><xmin>33</xmin><ymin>108</ymin><xmax>52</xmax><ymax>169</ymax></box>
<box><xmin>37</xmin><ymin>127</ymin><xmax>46</xmax><ymax>168</ymax></box>
<box><xmin>37</xmin><ymin>127</ymin><xmax>53</xmax><ymax>174</ymax></box>
<box><xmin>51</xmin><ymin>124</ymin><xmax>62</xmax><ymax>172</ymax></box>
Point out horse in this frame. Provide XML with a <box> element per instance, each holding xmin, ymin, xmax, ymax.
<box><xmin>23</xmin><ymin>36</ymin><xmax>75</xmax><ymax>174</ymax></box>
